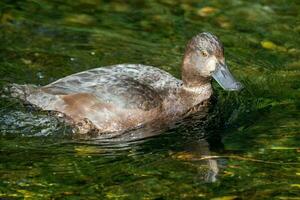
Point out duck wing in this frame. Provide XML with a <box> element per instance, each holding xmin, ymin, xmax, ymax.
<box><xmin>41</xmin><ymin>64</ymin><xmax>179</xmax><ymax>111</ymax></box>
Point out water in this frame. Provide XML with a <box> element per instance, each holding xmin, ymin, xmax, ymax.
<box><xmin>0</xmin><ymin>0</ymin><xmax>299</xmax><ymax>199</ymax></box>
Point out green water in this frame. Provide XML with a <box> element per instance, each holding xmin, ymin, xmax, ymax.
<box><xmin>0</xmin><ymin>0</ymin><xmax>299</xmax><ymax>199</ymax></box>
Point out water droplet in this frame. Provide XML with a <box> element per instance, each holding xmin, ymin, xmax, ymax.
<box><xmin>36</xmin><ymin>72</ymin><xmax>44</xmax><ymax>79</ymax></box>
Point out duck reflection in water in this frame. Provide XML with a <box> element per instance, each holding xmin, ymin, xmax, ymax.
<box><xmin>74</xmin><ymin>111</ymin><xmax>224</xmax><ymax>183</ymax></box>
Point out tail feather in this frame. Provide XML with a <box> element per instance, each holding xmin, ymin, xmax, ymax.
<box><xmin>5</xmin><ymin>83</ymin><xmax>38</xmax><ymax>101</ymax></box>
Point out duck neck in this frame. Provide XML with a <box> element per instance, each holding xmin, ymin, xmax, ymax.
<box><xmin>181</xmin><ymin>50</ymin><xmax>211</xmax><ymax>88</ymax></box>
<box><xmin>179</xmin><ymin>52</ymin><xmax>213</xmax><ymax>107</ymax></box>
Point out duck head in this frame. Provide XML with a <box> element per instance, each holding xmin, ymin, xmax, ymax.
<box><xmin>182</xmin><ymin>32</ymin><xmax>243</xmax><ymax>91</ymax></box>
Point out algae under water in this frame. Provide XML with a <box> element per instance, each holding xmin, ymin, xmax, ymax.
<box><xmin>0</xmin><ymin>0</ymin><xmax>299</xmax><ymax>199</ymax></box>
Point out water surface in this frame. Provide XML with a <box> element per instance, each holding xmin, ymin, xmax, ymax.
<box><xmin>0</xmin><ymin>0</ymin><xmax>299</xmax><ymax>199</ymax></box>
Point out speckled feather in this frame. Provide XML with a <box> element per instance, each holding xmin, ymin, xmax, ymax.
<box><xmin>12</xmin><ymin>64</ymin><xmax>188</xmax><ymax>134</ymax></box>
<box><xmin>42</xmin><ymin>64</ymin><xmax>182</xmax><ymax>110</ymax></box>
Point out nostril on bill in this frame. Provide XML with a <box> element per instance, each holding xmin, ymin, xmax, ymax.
<box><xmin>235</xmin><ymin>82</ymin><xmax>243</xmax><ymax>91</ymax></box>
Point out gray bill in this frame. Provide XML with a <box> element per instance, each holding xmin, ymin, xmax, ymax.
<box><xmin>212</xmin><ymin>62</ymin><xmax>243</xmax><ymax>91</ymax></box>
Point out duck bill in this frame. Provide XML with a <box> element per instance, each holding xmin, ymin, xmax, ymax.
<box><xmin>212</xmin><ymin>62</ymin><xmax>243</xmax><ymax>91</ymax></box>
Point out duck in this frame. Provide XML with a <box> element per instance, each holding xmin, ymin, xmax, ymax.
<box><xmin>10</xmin><ymin>32</ymin><xmax>243</xmax><ymax>138</ymax></box>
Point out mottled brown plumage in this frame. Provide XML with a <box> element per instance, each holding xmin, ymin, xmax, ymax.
<box><xmin>10</xmin><ymin>32</ymin><xmax>242</xmax><ymax>138</ymax></box>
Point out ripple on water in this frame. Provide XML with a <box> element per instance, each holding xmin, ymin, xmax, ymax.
<box><xmin>0</xmin><ymin>110</ymin><xmax>67</xmax><ymax>137</ymax></box>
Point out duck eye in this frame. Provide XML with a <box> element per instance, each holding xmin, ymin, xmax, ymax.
<box><xmin>200</xmin><ymin>50</ymin><xmax>208</xmax><ymax>57</ymax></box>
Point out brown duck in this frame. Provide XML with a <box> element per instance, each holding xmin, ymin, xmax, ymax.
<box><xmin>10</xmin><ymin>32</ymin><xmax>243</xmax><ymax>138</ymax></box>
